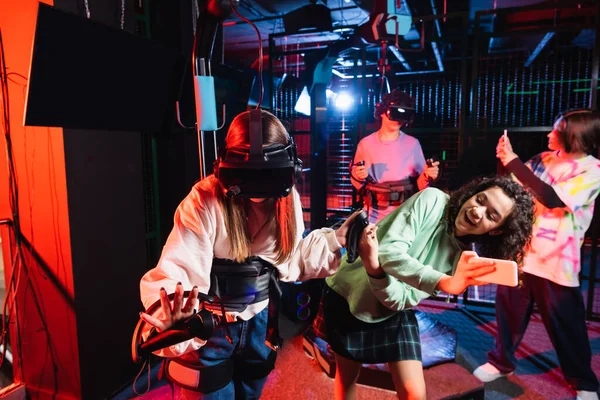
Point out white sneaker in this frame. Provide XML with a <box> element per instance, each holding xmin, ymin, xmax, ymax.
<box><xmin>473</xmin><ymin>362</ymin><xmax>513</xmax><ymax>383</ymax></box>
<box><xmin>577</xmin><ymin>390</ymin><xmax>599</xmax><ymax>400</ymax></box>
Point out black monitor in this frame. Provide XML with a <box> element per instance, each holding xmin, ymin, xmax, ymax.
<box><xmin>24</xmin><ymin>3</ymin><xmax>182</xmax><ymax>131</ymax></box>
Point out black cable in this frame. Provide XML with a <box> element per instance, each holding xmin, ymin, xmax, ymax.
<box><xmin>0</xmin><ymin>29</ymin><xmax>64</xmax><ymax>398</ymax></box>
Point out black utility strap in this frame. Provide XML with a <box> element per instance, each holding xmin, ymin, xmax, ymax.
<box><xmin>249</xmin><ymin>109</ymin><xmax>262</xmax><ymax>159</ymax></box>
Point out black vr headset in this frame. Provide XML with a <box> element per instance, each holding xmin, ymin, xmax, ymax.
<box><xmin>375</xmin><ymin>89</ymin><xmax>416</xmax><ymax>125</ymax></box>
<box><xmin>213</xmin><ymin>109</ymin><xmax>303</xmax><ymax>198</ymax></box>
<box><xmin>385</xmin><ymin>104</ymin><xmax>415</xmax><ymax>123</ymax></box>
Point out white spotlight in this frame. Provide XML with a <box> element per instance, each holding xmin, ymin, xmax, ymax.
<box><xmin>334</xmin><ymin>92</ymin><xmax>353</xmax><ymax>111</ymax></box>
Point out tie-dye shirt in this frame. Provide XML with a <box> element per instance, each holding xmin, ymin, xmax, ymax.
<box><xmin>521</xmin><ymin>151</ymin><xmax>600</xmax><ymax>287</ymax></box>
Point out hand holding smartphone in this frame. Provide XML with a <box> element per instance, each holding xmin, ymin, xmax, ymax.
<box><xmin>468</xmin><ymin>254</ymin><xmax>518</xmax><ymax>287</ymax></box>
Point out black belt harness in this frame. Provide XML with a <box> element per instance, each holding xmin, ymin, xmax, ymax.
<box><xmin>364</xmin><ymin>178</ymin><xmax>415</xmax><ymax>207</ymax></box>
<box><xmin>162</xmin><ymin>257</ymin><xmax>282</xmax><ymax>394</ymax></box>
<box><xmin>209</xmin><ymin>257</ymin><xmax>282</xmax><ymax>351</ymax></box>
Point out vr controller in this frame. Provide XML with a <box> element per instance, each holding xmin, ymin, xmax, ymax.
<box><xmin>425</xmin><ymin>156</ymin><xmax>442</xmax><ymax>183</ymax></box>
<box><xmin>345</xmin><ymin>210</ymin><xmax>369</xmax><ymax>264</ymax></box>
<box><xmin>131</xmin><ymin>291</ymin><xmax>218</xmax><ymax>363</ymax></box>
<box><xmin>349</xmin><ymin>160</ymin><xmax>377</xmax><ymax>185</ymax></box>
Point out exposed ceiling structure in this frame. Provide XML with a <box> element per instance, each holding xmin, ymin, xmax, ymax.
<box><xmin>218</xmin><ymin>0</ymin><xmax>597</xmax><ymax>76</ymax></box>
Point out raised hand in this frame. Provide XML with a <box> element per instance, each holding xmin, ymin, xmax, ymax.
<box><xmin>496</xmin><ymin>133</ymin><xmax>518</xmax><ymax>166</ymax></box>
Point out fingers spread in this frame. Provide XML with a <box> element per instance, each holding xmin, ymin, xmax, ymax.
<box><xmin>140</xmin><ymin>312</ymin><xmax>168</xmax><ymax>332</ymax></box>
<box><xmin>173</xmin><ymin>282</ymin><xmax>184</xmax><ymax>314</ymax></box>
<box><xmin>182</xmin><ymin>286</ymin><xmax>199</xmax><ymax>314</ymax></box>
<box><xmin>159</xmin><ymin>287</ymin><xmax>171</xmax><ymax>319</ymax></box>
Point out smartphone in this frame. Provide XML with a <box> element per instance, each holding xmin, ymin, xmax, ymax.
<box><xmin>468</xmin><ymin>256</ymin><xmax>518</xmax><ymax>287</ymax></box>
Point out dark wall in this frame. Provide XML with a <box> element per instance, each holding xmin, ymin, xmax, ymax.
<box><xmin>63</xmin><ymin>128</ymin><xmax>147</xmax><ymax>399</ymax></box>
<box><xmin>53</xmin><ymin>1</ymin><xmax>150</xmax><ymax>398</ymax></box>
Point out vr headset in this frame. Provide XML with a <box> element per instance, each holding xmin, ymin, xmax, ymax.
<box><xmin>214</xmin><ymin>109</ymin><xmax>303</xmax><ymax>198</ymax></box>
<box><xmin>385</xmin><ymin>103</ymin><xmax>415</xmax><ymax>123</ymax></box>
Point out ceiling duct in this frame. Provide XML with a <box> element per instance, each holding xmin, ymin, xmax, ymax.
<box><xmin>282</xmin><ymin>1</ymin><xmax>333</xmax><ymax>34</ymax></box>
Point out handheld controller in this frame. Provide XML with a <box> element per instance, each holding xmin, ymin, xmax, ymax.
<box><xmin>345</xmin><ymin>210</ymin><xmax>369</xmax><ymax>264</ymax></box>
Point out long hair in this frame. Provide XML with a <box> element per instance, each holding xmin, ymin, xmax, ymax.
<box><xmin>443</xmin><ymin>176</ymin><xmax>535</xmax><ymax>266</ymax></box>
<box><xmin>216</xmin><ymin>110</ymin><xmax>297</xmax><ymax>264</ymax></box>
<box><xmin>555</xmin><ymin>109</ymin><xmax>600</xmax><ymax>155</ymax></box>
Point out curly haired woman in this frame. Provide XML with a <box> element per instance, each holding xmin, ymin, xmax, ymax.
<box><xmin>320</xmin><ymin>176</ymin><xmax>535</xmax><ymax>400</ymax></box>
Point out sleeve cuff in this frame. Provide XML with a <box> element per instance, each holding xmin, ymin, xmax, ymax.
<box><xmin>325</xmin><ymin>229</ymin><xmax>343</xmax><ymax>253</ymax></box>
<box><xmin>418</xmin><ymin>269</ymin><xmax>446</xmax><ymax>295</ymax></box>
<box><xmin>368</xmin><ymin>273</ymin><xmax>394</xmax><ymax>289</ymax></box>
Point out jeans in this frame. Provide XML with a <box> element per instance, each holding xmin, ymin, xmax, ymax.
<box><xmin>176</xmin><ymin>307</ymin><xmax>274</xmax><ymax>399</ymax></box>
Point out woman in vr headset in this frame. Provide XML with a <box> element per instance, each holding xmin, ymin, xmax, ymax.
<box><xmin>138</xmin><ymin>109</ymin><xmax>361</xmax><ymax>399</ymax></box>
<box><xmin>474</xmin><ymin>110</ymin><xmax>600</xmax><ymax>400</ymax></box>
<box><xmin>318</xmin><ymin>176</ymin><xmax>535</xmax><ymax>400</ymax></box>
<box><xmin>350</xmin><ymin>89</ymin><xmax>440</xmax><ymax>223</ymax></box>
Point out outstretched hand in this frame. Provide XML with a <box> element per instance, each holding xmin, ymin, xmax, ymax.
<box><xmin>335</xmin><ymin>209</ymin><xmax>367</xmax><ymax>248</ymax></box>
<box><xmin>140</xmin><ymin>283</ymin><xmax>199</xmax><ymax>332</ymax></box>
<box><xmin>436</xmin><ymin>251</ymin><xmax>496</xmax><ymax>294</ymax></box>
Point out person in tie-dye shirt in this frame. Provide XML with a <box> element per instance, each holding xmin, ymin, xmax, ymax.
<box><xmin>474</xmin><ymin>109</ymin><xmax>600</xmax><ymax>400</ymax></box>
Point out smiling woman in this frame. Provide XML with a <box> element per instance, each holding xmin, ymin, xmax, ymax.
<box><xmin>318</xmin><ymin>175</ymin><xmax>535</xmax><ymax>400</ymax></box>
<box><xmin>475</xmin><ymin>109</ymin><xmax>600</xmax><ymax>399</ymax></box>
<box><xmin>454</xmin><ymin>187</ymin><xmax>515</xmax><ymax>237</ymax></box>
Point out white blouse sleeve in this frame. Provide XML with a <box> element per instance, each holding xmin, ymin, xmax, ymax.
<box><xmin>139</xmin><ymin>186</ymin><xmax>217</xmax><ymax>357</ymax></box>
<box><xmin>278</xmin><ymin>190</ymin><xmax>344</xmax><ymax>282</ymax></box>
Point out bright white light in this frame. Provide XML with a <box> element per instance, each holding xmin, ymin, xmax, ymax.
<box><xmin>326</xmin><ymin>89</ymin><xmax>336</xmax><ymax>99</ymax></box>
<box><xmin>335</xmin><ymin>92</ymin><xmax>353</xmax><ymax>111</ymax></box>
<box><xmin>294</xmin><ymin>86</ymin><xmax>311</xmax><ymax>116</ymax></box>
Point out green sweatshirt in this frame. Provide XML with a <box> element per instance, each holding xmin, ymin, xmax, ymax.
<box><xmin>326</xmin><ymin>188</ymin><xmax>465</xmax><ymax>323</ymax></box>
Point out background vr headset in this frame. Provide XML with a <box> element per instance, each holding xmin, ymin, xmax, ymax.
<box><xmin>374</xmin><ymin>89</ymin><xmax>416</xmax><ymax>125</ymax></box>
<box><xmin>385</xmin><ymin>104</ymin><xmax>415</xmax><ymax>123</ymax></box>
<box><xmin>213</xmin><ymin>109</ymin><xmax>303</xmax><ymax>198</ymax></box>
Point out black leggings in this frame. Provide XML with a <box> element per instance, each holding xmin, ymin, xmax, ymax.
<box><xmin>488</xmin><ymin>272</ymin><xmax>598</xmax><ymax>391</ymax></box>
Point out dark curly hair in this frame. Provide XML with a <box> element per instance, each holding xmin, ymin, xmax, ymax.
<box><xmin>443</xmin><ymin>176</ymin><xmax>535</xmax><ymax>266</ymax></box>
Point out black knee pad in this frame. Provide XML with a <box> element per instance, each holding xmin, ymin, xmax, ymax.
<box><xmin>166</xmin><ymin>357</ymin><xmax>234</xmax><ymax>394</ymax></box>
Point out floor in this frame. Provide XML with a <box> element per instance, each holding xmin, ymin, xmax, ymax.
<box><xmin>114</xmin><ymin>297</ymin><xmax>600</xmax><ymax>400</ymax></box>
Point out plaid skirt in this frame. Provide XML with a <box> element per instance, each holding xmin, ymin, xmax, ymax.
<box><xmin>313</xmin><ymin>285</ymin><xmax>421</xmax><ymax>364</ymax></box>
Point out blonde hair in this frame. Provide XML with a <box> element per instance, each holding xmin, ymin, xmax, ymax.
<box><xmin>216</xmin><ymin>110</ymin><xmax>298</xmax><ymax>264</ymax></box>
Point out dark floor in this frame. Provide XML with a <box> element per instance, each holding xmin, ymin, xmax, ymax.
<box><xmin>116</xmin><ymin>297</ymin><xmax>600</xmax><ymax>400</ymax></box>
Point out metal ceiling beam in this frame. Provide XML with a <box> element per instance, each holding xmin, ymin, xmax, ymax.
<box><xmin>222</xmin><ymin>5</ymin><xmax>359</xmax><ymax>26</ymax></box>
<box><xmin>524</xmin><ymin>32</ymin><xmax>554</xmax><ymax>67</ymax></box>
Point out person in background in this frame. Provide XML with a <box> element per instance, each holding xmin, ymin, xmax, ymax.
<box><xmin>474</xmin><ymin>109</ymin><xmax>600</xmax><ymax>400</ymax></box>
<box><xmin>350</xmin><ymin>89</ymin><xmax>440</xmax><ymax>223</ymax></box>
<box><xmin>138</xmin><ymin>110</ymin><xmax>361</xmax><ymax>399</ymax></box>
<box><xmin>318</xmin><ymin>176</ymin><xmax>535</xmax><ymax>400</ymax></box>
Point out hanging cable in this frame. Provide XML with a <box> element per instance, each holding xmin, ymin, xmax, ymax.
<box><xmin>229</xmin><ymin>0</ymin><xmax>263</xmax><ymax>109</ymax></box>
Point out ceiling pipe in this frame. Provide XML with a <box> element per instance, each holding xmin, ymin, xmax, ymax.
<box><xmin>222</xmin><ymin>5</ymin><xmax>360</xmax><ymax>26</ymax></box>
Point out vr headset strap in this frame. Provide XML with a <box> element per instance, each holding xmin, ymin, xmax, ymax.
<box><xmin>249</xmin><ymin>109</ymin><xmax>262</xmax><ymax>159</ymax></box>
